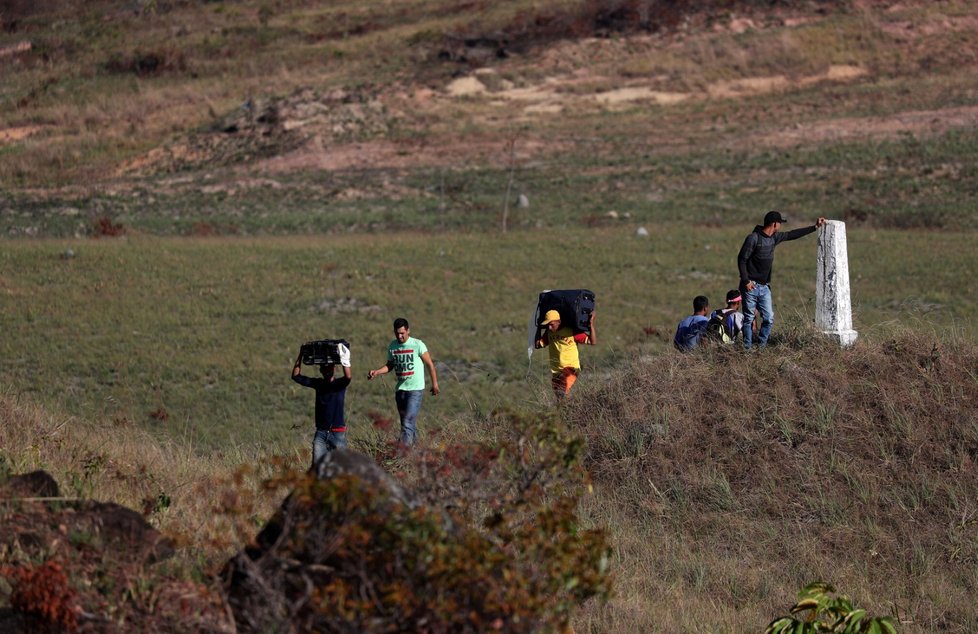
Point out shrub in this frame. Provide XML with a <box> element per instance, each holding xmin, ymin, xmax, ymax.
<box><xmin>766</xmin><ymin>582</ymin><xmax>897</xmax><ymax>633</ymax></box>
<box><xmin>104</xmin><ymin>47</ymin><xmax>187</xmax><ymax>76</ymax></box>
<box><xmin>435</xmin><ymin>0</ymin><xmax>848</xmax><ymax>64</ymax></box>
<box><xmin>92</xmin><ymin>215</ymin><xmax>126</xmax><ymax>237</ymax></box>
<box><xmin>1</xmin><ymin>559</ymin><xmax>79</xmax><ymax>632</ymax></box>
<box><xmin>222</xmin><ymin>413</ymin><xmax>612</xmax><ymax>632</ymax></box>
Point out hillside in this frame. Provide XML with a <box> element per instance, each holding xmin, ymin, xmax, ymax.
<box><xmin>3</xmin><ymin>330</ymin><xmax>977</xmax><ymax>631</ymax></box>
<box><xmin>567</xmin><ymin>328</ymin><xmax>978</xmax><ymax>630</ymax></box>
<box><xmin>3</xmin><ymin>1</ymin><xmax>978</xmax><ymax>632</ymax></box>
<box><xmin>2</xmin><ymin>0</ymin><xmax>978</xmax><ymax>235</ymax></box>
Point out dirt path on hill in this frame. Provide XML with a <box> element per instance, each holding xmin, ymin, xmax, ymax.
<box><xmin>444</xmin><ymin>64</ymin><xmax>870</xmax><ymax>114</ymax></box>
<box><xmin>0</xmin><ymin>125</ymin><xmax>42</xmax><ymax>144</ymax></box>
<box><xmin>752</xmin><ymin>105</ymin><xmax>978</xmax><ymax>148</ymax></box>
<box><xmin>250</xmin><ymin>100</ymin><xmax>977</xmax><ymax>176</ymax></box>
<box><xmin>253</xmin><ymin>136</ymin><xmax>558</xmax><ymax>174</ymax></box>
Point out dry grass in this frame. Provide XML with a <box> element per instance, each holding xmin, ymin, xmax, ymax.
<box><xmin>0</xmin><ymin>389</ymin><xmax>288</xmax><ymax>570</ymax></box>
<box><xmin>2</xmin><ymin>326</ymin><xmax>977</xmax><ymax>630</ymax></box>
<box><xmin>1</xmin><ymin>0</ymin><xmax>943</xmax><ymax>187</ymax></box>
<box><xmin>567</xmin><ymin>326</ymin><xmax>978</xmax><ymax>631</ymax></box>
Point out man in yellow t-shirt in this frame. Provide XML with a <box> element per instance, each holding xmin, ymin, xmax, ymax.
<box><xmin>534</xmin><ymin>309</ymin><xmax>597</xmax><ymax>399</ymax></box>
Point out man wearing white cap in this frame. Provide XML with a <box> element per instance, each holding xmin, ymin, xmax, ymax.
<box><xmin>534</xmin><ymin>309</ymin><xmax>597</xmax><ymax>399</ymax></box>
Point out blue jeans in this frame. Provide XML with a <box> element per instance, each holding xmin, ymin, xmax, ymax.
<box><xmin>395</xmin><ymin>389</ymin><xmax>424</xmax><ymax>446</ymax></box>
<box><xmin>742</xmin><ymin>283</ymin><xmax>774</xmax><ymax>349</ymax></box>
<box><xmin>312</xmin><ymin>429</ymin><xmax>347</xmax><ymax>467</ymax></box>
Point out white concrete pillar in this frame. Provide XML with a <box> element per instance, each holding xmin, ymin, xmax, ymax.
<box><xmin>816</xmin><ymin>220</ymin><xmax>858</xmax><ymax>347</ymax></box>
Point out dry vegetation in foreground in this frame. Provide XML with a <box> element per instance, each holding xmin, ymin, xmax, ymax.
<box><xmin>3</xmin><ymin>328</ymin><xmax>977</xmax><ymax>631</ymax></box>
<box><xmin>569</xmin><ymin>327</ymin><xmax>978</xmax><ymax>632</ymax></box>
<box><xmin>0</xmin><ymin>390</ymin><xmax>263</xmax><ymax>554</ymax></box>
<box><xmin>0</xmin><ymin>391</ymin><xmax>611</xmax><ymax>631</ymax></box>
<box><xmin>0</xmin><ymin>394</ymin><xmax>243</xmax><ymax>631</ymax></box>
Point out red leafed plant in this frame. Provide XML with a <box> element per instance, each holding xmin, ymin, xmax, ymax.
<box><xmin>1</xmin><ymin>559</ymin><xmax>79</xmax><ymax>631</ymax></box>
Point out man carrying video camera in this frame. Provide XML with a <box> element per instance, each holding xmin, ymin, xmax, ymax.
<box><xmin>292</xmin><ymin>342</ymin><xmax>352</xmax><ymax>467</ymax></box>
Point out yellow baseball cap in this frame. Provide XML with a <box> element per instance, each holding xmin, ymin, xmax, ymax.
<box><xmin>539</xmin><ymin>309</ymin><xmax>561</xmax><ymax>326</ymax></box>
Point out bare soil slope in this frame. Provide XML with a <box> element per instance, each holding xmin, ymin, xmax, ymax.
<box><xmin>2</xmin><ymin>0</ymin><xmax>977</xmax><ymax>232</ymax></box>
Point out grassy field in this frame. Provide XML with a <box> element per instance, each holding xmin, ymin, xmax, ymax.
<box><xmin>2</xmin><ymin>226</ymin><xmax>976</xmax><ymax>453</ymax></box>
<box><xmin>5</xmin><ymin>121</ymin><xmax>978</xmax><ymax>238</ymax></box>
<box><xmin>0</xmin><ymin>242</ymin><xmax>978</xmax><ymax>632</ymax></box>
<box><xmin>3</xmin><ymin>0</ymin><xmax>978</xmax><ymax>631</ymax></box>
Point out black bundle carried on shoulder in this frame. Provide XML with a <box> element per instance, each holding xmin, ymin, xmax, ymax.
<box><xmin>536</xmin><ymin>289</ymin><xmax>595</xmax><ymax>335</ymax></box>
<box><xmin>300</xmin><ymin>339</ymin><xmax>350</xmax><ymax>366</ymax></box>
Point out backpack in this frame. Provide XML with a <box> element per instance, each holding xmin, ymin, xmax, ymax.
<box><xmin>706</xmin><ymin>311</ymin><xmax>734</xmax><ymax>344</ymax></box>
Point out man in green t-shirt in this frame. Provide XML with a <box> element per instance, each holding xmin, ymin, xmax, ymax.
<box><xmin>367</xmin><ymin>317</ymin><xmax>440</xmax><ymax>447</ymax></box>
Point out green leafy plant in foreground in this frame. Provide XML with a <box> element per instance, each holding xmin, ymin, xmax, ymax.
<box><xmin>766</xmin><ymin>582</ymin><xmax>897</xmax><ymax>634</ymax></box>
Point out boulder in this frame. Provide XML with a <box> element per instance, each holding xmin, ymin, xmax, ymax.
<box><xmin>0</xmin><ymin>471</ymin><xmax>203</xmax><ymax>632</ymax></box>
<box><xmin>70</xmin><ymin>501</ymin><xmax>175</xmax><ymax>564</ymax></box>
<box><xmin>0</xmin><ymin>470</ymin><xmax>60</xmax><ymax>499</ymax></box>
<box><xmin>0</xmin><ymin>470</ymin><xmax>174</xmax><ymax>565</ymax></box>
<box><xmin>222</xmin><ymin>449</ymin><xmax>420</xmax><ymax>633</ymax></box>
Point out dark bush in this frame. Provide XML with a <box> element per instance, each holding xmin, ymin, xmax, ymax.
<box><xmin>222</xmin><ymin>417</ymin><xmax>612</xmax><ymax>632</ymax></box>
<box><xmin>104</xmin><ymin>47</ymin><xmax>187</xmax><ymax>76</ymax></box>
<box><xmin>435</xmin><ymin>0</ymin><xmax>847</xmax><ymax>64</ymax></box>
<box><xmin>92</xmin><ymin>215</ymin><xmax>125</xmax><ymax>237</ymax></box>
<box><xmin>1</xmin><ymin>560</ymin><xmax>79</xmax><ymax>632</ymax></box>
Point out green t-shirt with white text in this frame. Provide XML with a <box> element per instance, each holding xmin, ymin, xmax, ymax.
<box><xmin>387</xmin><ymin>337</ymin><xmax>428</xmax><ymax>391</ymax></box>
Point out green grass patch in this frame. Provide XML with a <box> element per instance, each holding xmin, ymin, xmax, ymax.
<box><xmin>5</xmin><ymin>121</ymin><xmax>977</xmax><ymax>236</ymax></box>
<box><xmin>2</xmin><ymin>226</ymin><xmax>975</xmax><ymax>452</ymax></box>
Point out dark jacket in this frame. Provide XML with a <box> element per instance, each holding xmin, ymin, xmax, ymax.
<box><xmin>673</xmin><ymin>314</ymin><xmax>709</xmax><ymax>352</ymax></box>
<box><xmin>292</xmin><ymin>374</ymin><xmax>350</xmax><ymax>431</ymax></box>
<box><xmin>737</xmin><ymin>224</ymin><xmax>816</xmax><ymax>286</ymax></box>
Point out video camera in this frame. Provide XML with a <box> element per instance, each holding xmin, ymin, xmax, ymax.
<box><xmin>300</xmin><ymin>339</ymin><xmax>350</xmax><ymax>366</ymax></box>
